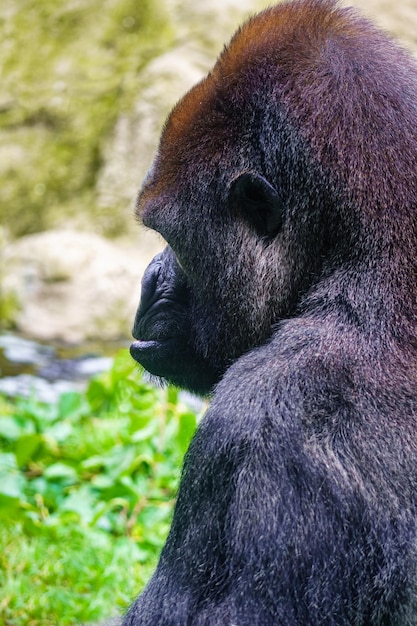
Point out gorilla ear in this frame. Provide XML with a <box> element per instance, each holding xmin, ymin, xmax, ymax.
<box><xmin>229</xmin><ymin>172</ymin><xmax>283</xmax><ymax>238</ymax></box>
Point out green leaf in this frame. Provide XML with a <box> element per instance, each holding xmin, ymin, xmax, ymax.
<box><xmin>86</xmin><ymin>379</ymin><xmax>110</xmax><ymax>412</ymax></box>
<box><xmin>43</xmin><ymin>463</ymin><xmax>78</xmax><ymax>481</ymax></box>
<box><xmin>0</xmin><ymin>474</ymin><xmax>26</xmax><ymax>499</ymax></box>
<box><xmin>0</xmin><ymin>454</ymin><xmax>26</xmax><ymax>499</ymax></box>
<box><xmin>0</xmin><ymin>416</ymin><xmax>22</xmax><ymax>440</ymax></box>
<box><xmin>57</xmin><ymin>391</ymin><xmax>86</xmax><ymax>419</ymax></box>
<box><xmin>177</xmin><ymin>411</ymin><xmax>197</xmax><ymax>454</ymax></box>
<box><xmin>60</xmin><ymin>486</ymin><xmax>97</xmax><ymax>525</ymax></box>
<box><xmin>0</xmin><ymin>452</ymin><xmax>17</xmax><ymax>472</ymax></box>
<box><xmin>47</xmin><ymin>421</ymin><xmax>73</xmax><ymax>442</ymax></box>
<box><xmin>15</xmin><ymin>433</ymin><xmax>43</xmax><ymax>467</ymax></box>
<box><xmin>166</xmin><ymin>386</ymin><xmax>179</xmax><ymax>405</ymax></box>
<box><xmin>0</xmin><ymin>493</ymin><xmax>22</xmax><ymax>517</ymax></box>
<box><xmin>130</xmin><ymin>421</ymin><xmax>157</xmax><ymax>442</ymax></box>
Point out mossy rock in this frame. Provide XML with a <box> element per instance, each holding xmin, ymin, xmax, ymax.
<box><xmin>0</xmin><ymin>0</ymin><xmax>173</xmax><ymax>238</ymax></box>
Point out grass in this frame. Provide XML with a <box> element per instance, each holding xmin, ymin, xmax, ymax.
<box><xmin>0</xmin><ymin>351</ymin><xmax>200</xmax><ymax>625</ymax></box>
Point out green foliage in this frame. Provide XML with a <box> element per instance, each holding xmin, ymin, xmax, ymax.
<box><xmin>0</xmin><ymin>0</ymin><xmax>173</xmax><ymax>237</ymax></box>
<box><xmin>0</xmin><ymin>288</ymin><xmax>20</xmax><ymax>330</ymax></box>
<box><xmin>0</xmin><ymin>350</ymin><xmax>200</xmax><ymax>625</ymax></box>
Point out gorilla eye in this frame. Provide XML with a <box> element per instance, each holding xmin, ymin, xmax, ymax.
<box><xmin>229</xmin><ymin>172</ymin><xmax>283</xmax><ymax>239</ymax></box>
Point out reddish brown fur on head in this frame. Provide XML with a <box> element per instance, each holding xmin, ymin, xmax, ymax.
<box><xmin>145</xmin><ymin>0</ymin><xmax>417</xmax><ymax>223</ymax></box>
<box><xmin>217</xmin><ymin>0</ymin><xmax>352</xmax><ymax>76</ymax></box>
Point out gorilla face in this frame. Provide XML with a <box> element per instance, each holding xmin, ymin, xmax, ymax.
<box><xmin>130</xmin><ymin>164</ymin><xmax>290</xmax><ymax>394</ymax></box>
<box><xmin>130</xmin><ymin>246</ymin><xmax>222</xmax><ymax>395</ymax></box>
<box><xmin>129</xmin><ymin>57</ymin><xmax>340</xmax><ymax>397</ymax></box>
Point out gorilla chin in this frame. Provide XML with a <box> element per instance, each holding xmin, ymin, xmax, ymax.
<box><xmin>130</xmin><ymin>337</ymin><xmax>183</xmax><ymax>383</ymax></box>
<box><xmin>130</xmin><ymin>336</ymin><xmax>220</xmax><ymax>396</ymax></box>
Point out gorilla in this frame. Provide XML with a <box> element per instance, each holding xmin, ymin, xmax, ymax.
<box><xmin>127</xmin><ymin>0</ymin><xmax>417</xmax><ymax>623</ymax></box>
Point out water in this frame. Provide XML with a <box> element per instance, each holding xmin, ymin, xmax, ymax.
<box><xmin>0</xmin><ymin>333</ymin><xmax>126</xmax><ymax>403</ymax></box>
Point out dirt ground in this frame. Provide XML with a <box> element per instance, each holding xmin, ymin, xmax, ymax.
<box><xmin>348</xmin><ymin>0</ymin><xmax>417</xmax><ymax>53</ymax></box>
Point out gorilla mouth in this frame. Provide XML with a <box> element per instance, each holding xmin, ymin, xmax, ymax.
<box><xmin>130</xmin><ymin>337</ymin><xmax>171</xmax><ymax>358</ymax></box>
<box><xmin>130</xmin><ymin>338</ymin><xmax>177</xmax><ymax>377</ymax></box>
<box><xmin>130</xmin><ymin>338</ymin><xmax>159</xmax><ymax>354</ymax></box>
<box><xmin>130</xmin><ymin>337</ymin><xmax>221</xmax><ymax>396</ymax></box>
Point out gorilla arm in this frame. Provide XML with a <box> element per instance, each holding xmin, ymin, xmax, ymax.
<box><xmin>125</xmin><ymin>325</ymin><xmax>417</xmax><ymax>625</ymax></box>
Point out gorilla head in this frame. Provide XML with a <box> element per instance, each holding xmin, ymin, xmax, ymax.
<box><xmin>130</xmin><ymin>1</ymin><xmax>359</xmax><ymax>395</ymax></box>
<box><xmin>127</xmin><ymin>1</ymin><xmax>417</xmax><ymax>623</ymax></box>
<box><xmin>131</xmin><ymin>0</ymin><xmax>417</xmax><ymax>397</ymax></box>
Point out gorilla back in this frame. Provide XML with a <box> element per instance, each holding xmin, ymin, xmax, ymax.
<box><xmin>127</xmin><ymin>0</ymin><xmax>417</xmax><ymax>624</ymax></box>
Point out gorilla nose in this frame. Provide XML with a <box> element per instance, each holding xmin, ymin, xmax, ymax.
<box><xmin>132</xmin><ymin>253</ymin><xmax>163</xmax><ymax>340</ymax></box>
<box><xmin>138</xmin><ymin>258</ymin><xmax>162</xmax><ymax>315</ymax></box>
<box><xmin>141</xmin><ymin>247</ymin><xmax>175</xmax><ymax>309</ymax></box>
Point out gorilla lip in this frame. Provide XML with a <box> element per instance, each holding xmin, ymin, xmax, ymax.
<box><xmin>130</xmin><ymin>338</ymin><xmax>160</xmax><ymax>352</ymax></box>
<box><xmin>130</xmin><ymin>338</ymin><xmax>173</xmax><ymax>362</ymax></box>
<box><xmin>130</xmin><ymin>339</ymin><xmax>158</xmax><ymax>366</ymax></box>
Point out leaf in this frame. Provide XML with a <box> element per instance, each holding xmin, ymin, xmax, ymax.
<box><xmin>47</xmin><ymin>421</ymin><xmax>73</xmax><ymax>442</ymax></box>
<box><xmin>166</xmin><ymin>386</ymin><xmax>179</xmax><ymax>405</ymax></box>
<box><xmin>177</xmin><ymin>411</ymin><xmax>197</xmax><ymax>454</ymax></box>
<box><xmin>0</xmin><ymin>452</ymin><xmax>18</xmax><ymax>472</ymax></box>
<box><xmin>86</xmin><ymin>379</ymin><xmax>110</xmax><ymax>413</ymax></box>
<box><xmin>90</xmin><ymin>475</ymin><xmax>114</xmax><ymax>489</ymax></box>
<box><xmin>0</xmin><ymin>493</ymin><xmax>22</xmax><ymax>517</ymax></box>
<box><xmin>0</xmin><ymin>474</ymin><xmax>26</xmax><ymax>499</ymax></box>
<box><xmin>0</xmin><ymin>454</ymin><xmax>26</xmax><ymax>499</ymax></box>
<box><xmin>130</xmin><ymin>421</ymin><xmax>157</xmax><ymax>442</ymax></box>
<box><xmin>0</xmin><ymin>416</ymin><xmax>22</xmax><ymax>440</ymax></box>
<box><xmin>57</xmin><ymin>391</ymin><xmax>86</xmax><ymax>419</ymax></box>
<box><xmin>15</xmin><ymin>433</ymin><xmax>43</xmax><ymax>467</ymax></box>
<box><xmin>59</xmin><ymin>486</ymin><xmax>97</xmax><ymax>525</ymax></box>
<box><xmin>81</xmin><ymin>455</ymin><xmax>109</xmax><ymax>471</ymax></box>
<box><xmin>43</xmin><ymin>462</ymin><xmax>78</xmax><ymax>481</ymax></box>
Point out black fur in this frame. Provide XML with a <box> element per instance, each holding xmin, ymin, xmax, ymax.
<box><xmin>128</xmin><ymin>0</ymin><xmax>417</xmax><ymax>623</ymax></box>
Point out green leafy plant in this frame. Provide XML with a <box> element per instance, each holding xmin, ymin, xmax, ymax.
<box><xmin>0</xmin><ymin>350</ymin><xmax>200</xmax><ymax>625</ymax></box>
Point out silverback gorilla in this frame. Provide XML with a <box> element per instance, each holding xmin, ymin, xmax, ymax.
<box><xmin>127</xmin><ymin>0</ymin><xmax>417</xmax><ymax>623</ymax></box>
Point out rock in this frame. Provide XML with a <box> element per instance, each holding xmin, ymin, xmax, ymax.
<box><xmin>0</xmin><ymin>333</ymin><xmax>54</xmax><ymax>366</ymax></box>
<box><xmin>96</xmin><ymin>44</ymin><xmax>208</xmax><ymax>214</ymax></box>
<box><xmin>0</xmin><ymin>374</ymin><xmax>85</xmax><ymax>404</ymax></box>
<box><xmin>97</xmin><ymin>0</ymin><xmax>264</xmax><ymax>217</ymax></box>
<box><xmin>350</xmin><ymin>0</ymin><xmax>417</xmax><ymax>53</ymax></box>
<box><xmin>165</xmin><ymin>0</ymin><xmax>262</xmax><ymax>50</ymax></box>
<box><xmin>83</xmin><ymin>617</ymin><xmax>122</xmax><ymax>626</ymax></box>
<box><xmin>0</xmin><ymin>332</ymin><xmax>115</xmax><ymax>402</ymax></box>
<box><xmin>0</xmin><ymin>230</ymin><xmax>157</xmax><ymax>343</ymax></box>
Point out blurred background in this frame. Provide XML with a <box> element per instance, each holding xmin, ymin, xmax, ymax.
<box><xmin>1</xmin><ymin>2</ymin><xmax>417</xmax><ymax>624</ymax></box>
<box><xmin>0</xmin><ymin>0</ymin><xmax>416</xmax><ymax>353</ymax></box>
